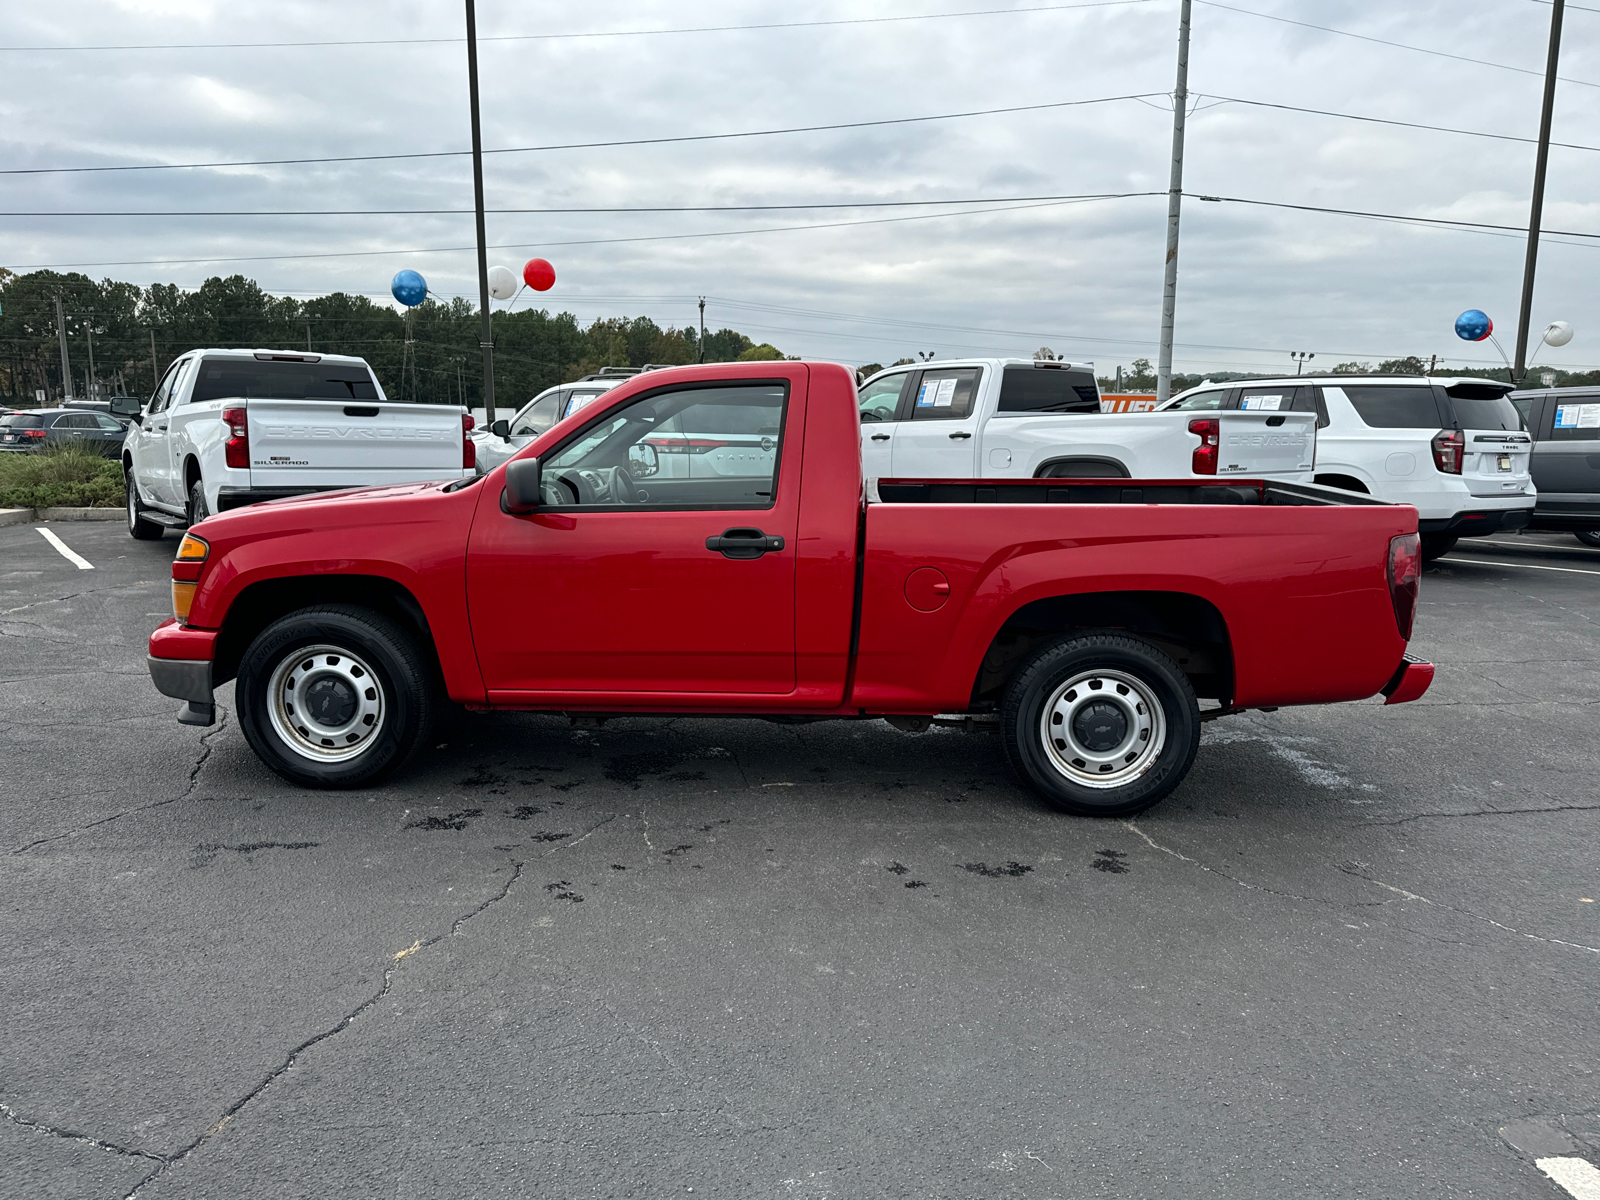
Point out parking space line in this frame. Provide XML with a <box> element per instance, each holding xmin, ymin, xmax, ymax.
<box><xmin>1536</xmin><ymin>1157</ymin><xmax>1600</xmax><ymax>1200</ymax></box>
<box><xmin>36</xmin><ymin>528</ymin><xmax>94</xmax><ymax>570</ymax></box>
<box><xmin>1473</xmin><ymin>539</ymin><xmax>1600</xmax><ymax>554</ymax></box>
<box><xmin>1437</xmin><ymin>556</ymin><xmax>1600</xmax><ymax>577</ymax></box>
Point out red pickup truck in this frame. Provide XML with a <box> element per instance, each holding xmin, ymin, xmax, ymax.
<box><xmin>147</xmin><ymin>361</ymin><xmax>1433</xmax><ymax>817</ymax></box>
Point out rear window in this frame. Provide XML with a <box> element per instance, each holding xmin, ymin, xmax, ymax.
<box><xmin>1339</xmin><ymin>386</ymin><xmax>1440</xmax><ymax>429</ymax></box>
<box><xmin>997</xmin><ymin>366</ymin><xmax>1100</xmax><ymax>414</ymax></box>
<box><xmin>191</xmin><ymin>358</ymin><xmax>381</xmax><ymax>403</ymax></box>
<box><xmin>1551</xmin><ymin>399</ymin><xmax>1600</xmax><ymax>440</ymax></box>
<box><xmin>6</xmin><ymin>414</ymin><xmax>46</xmax><ymax>429</ymax></box>
<box><xmin>1447</xmin><ymin>394</ymin><xmax>1523</xmax><ymax>432</ymax></box>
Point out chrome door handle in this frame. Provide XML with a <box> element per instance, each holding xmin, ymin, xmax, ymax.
<box><xmin>870</xmin><ymin>434</ymin><xmax>891</xmax><ymax>441</ymax></box>
<box><xmin>948</xmin><ymin>431</ymin><xmax>972</xmax><ymax>440</ymax></box>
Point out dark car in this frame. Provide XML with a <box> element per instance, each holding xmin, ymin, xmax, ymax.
<box><xmin>64</xmin><ymin>397</ymin><xmax>136</xmax><ymax>428</ymax></box>
<box><xmin>0</xmin><ymin>409</ymin><xmax>128</xmax><ymax>457</ymax></box>
<box><xmin>1509</xmin><ymin>387</ymin><xmax>1600</xmax><ymax>547</ymax></box>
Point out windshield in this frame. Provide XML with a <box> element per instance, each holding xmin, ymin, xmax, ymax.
<box><xmin>191</xmin><ymin>358</ymin><xmax>381</xmax><ymax>403</ymax></box>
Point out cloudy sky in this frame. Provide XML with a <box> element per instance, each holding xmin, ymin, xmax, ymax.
<box><xmin>4</xmin><ymin>0</ymin><xmax>1599</xmax><ymax>377</ymax></box>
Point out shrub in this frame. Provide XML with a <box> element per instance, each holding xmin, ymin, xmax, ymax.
<box><xmin>0</xmin><ymin>445</ymin><xmax>124</xmax><ymax>509</ymax></box>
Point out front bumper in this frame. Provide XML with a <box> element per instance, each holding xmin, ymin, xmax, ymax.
<box><xmin>1381</xmin><ymin>655</ymin><xmax>1435</xmax><ymax>706</ymax></box>
<box><xmin>149</xmin><ymin>620</ymin><xmax>219</xmax><ymax>726</ymax></box>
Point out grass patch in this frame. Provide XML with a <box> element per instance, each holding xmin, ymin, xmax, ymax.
<box><xmin>0</xmin><ymin>445</ymin><xmax>124</xmax><ymax>509</ymax></box>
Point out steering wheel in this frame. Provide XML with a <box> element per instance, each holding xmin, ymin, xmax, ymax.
<box><xmin>608</xmin><ymin>465</ymin><xmax>638</xmax><ymax>504</ymax></box>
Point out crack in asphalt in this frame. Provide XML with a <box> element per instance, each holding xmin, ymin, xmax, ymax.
<box><xmin>1362</xmin><ymin>803</ymin><xmax>1600</xmax><ymax>827</ymax></box>
<box><xmin>118</xmin><ymin>858</ymin><xmax>530</xmax><ymax>1198</ymax></box>
<box><xmin>1123</xmin><ymin>821</ymin><xmax>1329</xmax><ymax>904</ymax></box>
<box><xmin>1</xmin><ymin>580</ymin><xmax>163</xmax><ymax>616</ymax></box>
<box><xmin>0</xmin><ymin>1100</ymin><xmax>166</xmax><ymax>1164</ymax></box>
<box><xmin>9</xmin><ymin>708</ymin><xmax>231</xmax><ymax>856</ymax></box>
<box><xmin>1332</xmin><ymin>865</ymin><xmax>1600</xmax><ymax>957</ymax></box>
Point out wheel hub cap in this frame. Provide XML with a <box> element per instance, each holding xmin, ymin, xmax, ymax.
<box><xmin>1040</xmin><ymin>668</ymin><xmax>1167</xmax><ymax>789</ymax></box>
<box><xmin>266</xmin><ymin>644</ymin><xmax>385</xmax><ymax>763</ymax></box>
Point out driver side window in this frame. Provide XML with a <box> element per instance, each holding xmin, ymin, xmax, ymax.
<box><xmin>858</xmin><ymin>374</ymin><xmax>908</xmax><ymax>423</ymax></box>
<box><xmin>148</xmin><ymin>361</ymin><xmax>184</xmax><ymax>415</ymax></box>
<box><xmin>538</xmin><ymin>383</ymin><xmax>788</xmax><ymax>510</ymax></box>
<box><xmin>512</xmin><ymin>392</ymin><xmax>562</xmax><ymax>436</ymax></box>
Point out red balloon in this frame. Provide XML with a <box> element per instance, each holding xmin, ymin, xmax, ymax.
<box><xmin>523</xmin><ymin>258</ymin><xmax>556</xmax><ymax>291</ymax></box>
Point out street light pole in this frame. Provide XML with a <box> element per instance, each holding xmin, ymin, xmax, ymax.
<box><xmin>464</xmin><ymin>0</ymin><xmax>496</xmax><ymax>425</ymax></box>
<box><xmin>54</xmin><ymin>295</ymin><xmax>74</xmax><ymax>401</ymax></box>
<box><xmin>1514</xmin><ymin>0</ymin><xmax>1565</xmax><ymax>384</ymax></box>
<box><xmin>698</xmin><ymin>296</ymin><xmax>706</xmax><ymax>363</ymax></box>
<box><xmin>1156</xmin><ymin>0</ymin><xmax>1192</xmax><ymax>405</ymax></box>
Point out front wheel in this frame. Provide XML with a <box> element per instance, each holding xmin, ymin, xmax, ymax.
<box><xmin>126</xmin><ymin>470</ymin><xmax>163</xmax><ymax>540</ymax></box>
<box><xmin>1001</xmin><ymin>634</ymin><xmax>1201</xmax><ymax>817</ymax></box>
<box><xmin>1576</xmin><ymin>531</ymin><xmax>1600</xmax><ymax>548</ymax></box>
<box><xmin>236</xmin><ymin>605</ymin><xmax>435</xmax><ymax>788</ymax></box>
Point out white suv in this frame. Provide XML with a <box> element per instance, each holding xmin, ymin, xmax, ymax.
<box><xmin>1161</xmin><ymin>375</ymin><xmax>1534</xmax><ymax>559</ymax></box>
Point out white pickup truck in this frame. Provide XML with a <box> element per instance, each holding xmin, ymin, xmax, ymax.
<box><xmin>857</xmin><ymin>358</ymin><xmax>1317</xmax><ymax>490</ymax></box>
<box><xmin>116</xmin><ymin>349</ymin><xmax>476</xmax><ymax>538</ymax></box>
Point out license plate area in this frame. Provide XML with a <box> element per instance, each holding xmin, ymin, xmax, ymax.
<box><xmin>1497</xmin><ymin>454</ymin><xmax>1512</xmax><ymax>472</ymax></box>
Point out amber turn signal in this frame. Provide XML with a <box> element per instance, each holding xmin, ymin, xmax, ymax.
<box><xmin>176</xmin><ymin>533</ymin><xmax>209</xmax><ymax>561</ymax></box>
<box><xmin>171</xmin><ymin>580</ymin><xmax>198</xmax><ymax>624</ymax></box>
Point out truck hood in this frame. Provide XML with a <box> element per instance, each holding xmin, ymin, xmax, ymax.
<box><xmin>192</xmin><ymin>478</ymin><xmax>474</xmax><ymax>538</ymax></box>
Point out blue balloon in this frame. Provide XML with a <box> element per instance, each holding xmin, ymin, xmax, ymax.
<box><xmin>391</xmin><ymin>269</ymin><xmax>427</xmax><ymax>307</ymax></box>
<box><xmin>1454</xmin><ymin>309</ymin><xmax>1492</xmax><ymax>342</ymax></box>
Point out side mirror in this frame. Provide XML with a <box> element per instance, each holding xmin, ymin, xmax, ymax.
<box><xmin>491</xmin><ymin>419</ymin><xmax>510</xmax><ymax>439</ymax></box>
<box><xmin>627</xmin><ymin>442</ymin><xmax>659</xmax><ymax>478</ymax></box>
<box><xmin>110</xmin><ymin>396</ymin><xmax>140</xmax><ymax>417</ymax></box>
<box><xmin>503</xmin><ymin>456</ymin><xmax>542</xmax><ymax>514</ymax></box>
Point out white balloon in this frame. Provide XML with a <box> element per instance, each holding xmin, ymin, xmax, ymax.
<box><xmin>1542</xmin><ymin>320</ymin><xmax>1574</xmax><ymax>347</ymax></box>
<box><xmin>488</xmin><ymin>265</ymin><xmax>517</xmax><ymax>300</ymax></box>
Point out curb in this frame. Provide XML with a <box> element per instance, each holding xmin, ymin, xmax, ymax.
<box><xmin>0</xmin><ymin>507</ymin><xmax>123</xmax><ymax>524</ymax></box>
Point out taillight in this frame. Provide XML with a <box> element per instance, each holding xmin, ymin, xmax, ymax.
<box><xmin>1387</xmin><ymin>532</ymin><xmax>1421</xmax><ymax>639</ymax></box>
<box><xmin>462</xmin><ymin>414</ymin><xmax>475</xmax><ymax>470</ymax></box>
<box><xmin>1189</xmin><ymin>418</ymin><xmax>1219</xmax><ymax>475</ymax></box>
<box><xmin>22</xmin><ymin>429</ymin><xmax>47</xmax><ymax>439</ymax></box>
<box><xmin>222</xmin><ymin>407</ymin><xmax>248</xmax><ymax>469</ymax></box>
<box><xmin>1430</xmin><ymin>428</ymin><xmax>1463</xmax><ymax>474</ymax></box>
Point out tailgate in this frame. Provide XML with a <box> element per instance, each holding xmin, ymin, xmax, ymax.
<box><xmin>1462</xmin><ymin>431</ymin><xmax>1533</xmax><ymax>497</ymax></box>
<box><xmin>1214</xmin><ymin>412</ymin><xmax>1317</xmax><ymax>477</ymax></box>
<box><xmin>246</xmin><ymin>400</ymin><xmax>464</xmax><ymax>487</ymax></box>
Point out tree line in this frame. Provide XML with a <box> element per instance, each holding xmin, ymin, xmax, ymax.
<box><xmin>0</xmin><ymin>269</ymin><xmax>791</xmax><ymax>407</ymax></box>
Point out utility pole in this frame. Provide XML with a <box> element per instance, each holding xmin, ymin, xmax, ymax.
<box><xmin>1514</xmin><ymin>0</ymin><xmax>1565</xmax><ymax>384</ymax></box>
<box><xmin>1156</xmin><ymin>0</ymin><xmax>1192</xmax><ymax>404</ymax></box>
<box><xmin>54</xmin><ymin>295</ymin><xmax>74</xmax><ymax>401</ymax></box>
<box><xmin>306</xmin><ymin>321</ymin><xmax>313</xmax><ymax>352</ymax></box>
<box><xmin>86</xmin><ymin>311</ymin><xmax>98</xmax><ymax>400</ymax></box>
<box><xmin>464</xmin><ymin>0</ymin><xmax>496</xmax><ymax>425</ymax></box>
<box><xmin>698</xmin><ymin>296</ymin><xmax>706</xmax><ymax>363</ymax></box>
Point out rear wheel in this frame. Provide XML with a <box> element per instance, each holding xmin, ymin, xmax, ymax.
<box><xmin>1419</xmin><ymin>533</ymin><xmax>1458</xmax><ymax>562</ymax></box>
<box><xmin>1001</xmin><ymin>634</ymin><xmax>1200</xmax><ymax>817</ymax></box>
<box><xmin>1576</xmin><ymin>531</ymin><xmax>1600</xmax><ymax>548</ymax></box>
<box><xmin>126</xmin><ymin>470</ymin><xmax>163</xmax><ymax>540</ymax></box>
<box><xmin>236</xmin><ymin>605</ymin><xmax>435</xmax><ymax>788</ymax></box>
<box><xmin>187</xmin><ymin>478</ymin><xmax>209</xmax><ymax>526</ymax></box>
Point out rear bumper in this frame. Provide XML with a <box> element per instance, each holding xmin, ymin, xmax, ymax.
<box><xmin>1418</xmin><ymin>507</ymin><xmax>1532</xmax><ymax>536</ymax></box>
<box><xmin>1381</xmin><ymin>655</ymin><xmax>1435</xmax><ymax>706</ymax></box>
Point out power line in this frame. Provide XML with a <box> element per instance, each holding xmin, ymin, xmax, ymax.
<box><xmin>1195</xmin><ymin>192</ymin><xmax>1600</xmax><ymax>241</ymax></box>
<box><xmin>0</xmin><ymin>93</ymin><xmax>1163</xmax><ymax>177</ymax></box>
<box><xmin>0</xmin><ymin>0</ymin><xmax>1157</xmax><ymax>51</ymax></box>
<box><xmin>0</xmin><ymin>191</ymin><xmax>1162</xmax><ymax>218</ymax></box>
<box><xmin>1194</xmin><ymin>0</ymin><xmax>1600</xmax><ymax>90</ymax></box>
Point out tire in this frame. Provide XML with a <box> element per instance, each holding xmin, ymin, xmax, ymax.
<box><xmin>235</xmin><ymin>605</ymin><xmax>435</xmax><ymax>789</ymax></box>
<box><xmin>1576</xmin><ymin>531</ymin><xmax>1600</xmax><ymax>548</ymax></box>
<box><xmin>126</xmin><ymin>470</ymin><xmax>163</xmax><ymax>540</ymax></box>
<box><xmin>187</xmin><ymin>478</ymin><xmax>209</xmax><ymax>526</ymax></box>
<box><xmin>1419</xmin><ymin>533</ymin><xmax>1458</xmax><ymax>562</ymax></box>
<box><xmin>1001</xmin><ymin>634</ymin><xmax>1201</xmax><ymax>818</ymax></box>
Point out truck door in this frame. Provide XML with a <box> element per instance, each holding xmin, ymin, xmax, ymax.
<box><xmin>132</xmin><ymin>358</ymin><xmax>188</xmax><ymax>507</ymax></box>
<box><xmin>1538</xmin><ymin>392</ymin><xmax>1600</xmax><ymax>505</ymax></box>
<box><xmin>889</xmin><ymin>366</ymin><xmax>983</xmax><ymax>478</ymax></box>
<box><xmin>857</xmin><ymin>372</ymin><xmax>910</xmax><ymax>493</ymax></box>
<box><xmin>467</xmin><ymin>374</ymin><xmax>802</xmax><ymax>697</ymax></box>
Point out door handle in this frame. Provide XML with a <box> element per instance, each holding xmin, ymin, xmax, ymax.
<box><xmin>870</xmin><ymin>433</ymin><xmax>891</xmax><ymax>441</ymax></box>
<box><xmin>706</xmin><ymin>527</ymin><xmax>785</xmax><ymax>559</ymax></box>
<box><xmin>948</xmin><ymin>431</ymin><xmax>972</xmax><ymax>440</ymax></box>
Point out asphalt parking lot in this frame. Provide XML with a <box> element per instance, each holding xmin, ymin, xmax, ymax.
<box><xmin>1</xmin><ymin>519</ymin><xmax>1597</xmax><ymax>1200</ymax></box>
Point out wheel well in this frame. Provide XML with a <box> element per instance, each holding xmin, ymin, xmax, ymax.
<box><xmin>972</xmin><ymin>590</ymin><xmax>1232</xmax><ymax>706</ymax></box>
<box><xmin>1313</xmin><ymin>473</ymin><xmax>1369</xmax><ymax>494</ymax></box>
<box><xmin>184</xmin><ymin>456</ymin><xmax>202</xmax><ymax>492</ymax></box>
<box><xmin>212</xmin><ymin>575</ymin><xmax>441</xmax><ymax>689</ymax></box>
<box><xmin>1035</xmin><ymin>456</ymin><xmax>1130</xmax><ymax>479</ymax></box>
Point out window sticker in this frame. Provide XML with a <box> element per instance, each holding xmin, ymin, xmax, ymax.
<box><xmin>1240</xmin><ymin>394</ymin><xmax>1284</xmax><ymax>411</ymax></box>
<box><xmin>1555</xmin><ymin>403</ymin><xmax>1600</xmax><ymax>429</ymax></box>
<box><xmin>917</xmin><ymin>377</ymin><xmax>958</xmax><ymax>408</ymax></box>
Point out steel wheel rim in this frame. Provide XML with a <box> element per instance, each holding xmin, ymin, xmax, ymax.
<box><xmin>266</xmin><ymin>643</ymin><xmax>386</xmax><ymax>763</ymax></box>
<box><xmin>1039</xmin><ymin>668</ymin><xmax>1166</xmax><ymax>789</ymax></box>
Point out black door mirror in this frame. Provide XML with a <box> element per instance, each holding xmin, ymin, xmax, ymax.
<box><xmin>503</xmin><ymin>456</ymin><xmax>542</xmax><ymax>514</ymax></box>
<box><xmin>109</xmin><ymin>395</ymin><xmax>141</xmax><ymax>418</ymax></box>
<box><xmin>491</xmin><ymin>419</ymin><xmax>510</xmax><ymax>439</ymax></box>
